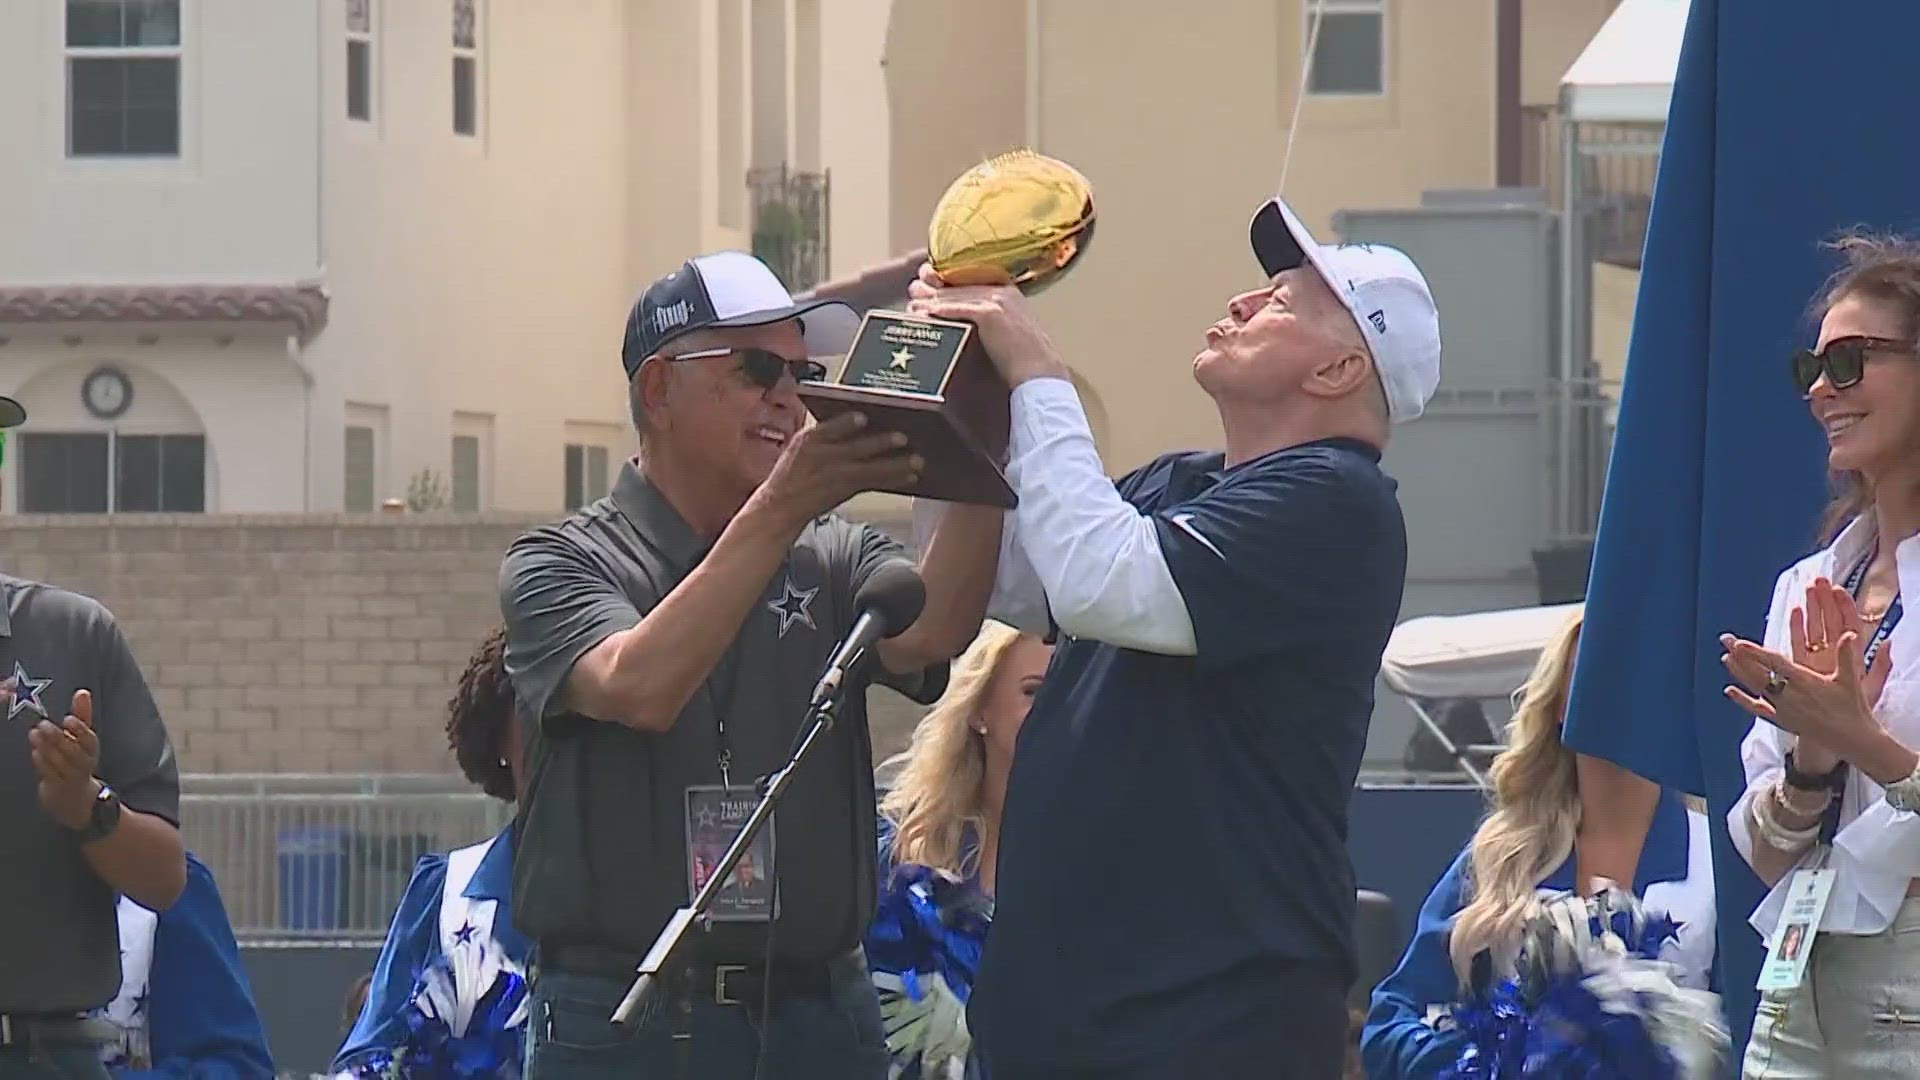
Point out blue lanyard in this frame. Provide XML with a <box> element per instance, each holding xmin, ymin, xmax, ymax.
<box><xmin>1841</xmin><ymin>547</ymin><xmax>1903</xmax><ymax>668</ymax></box>
<box><xmin>1814</xmin><ymin>546</ymin><xmax>1904</xmax><ymax>845</ymax></box>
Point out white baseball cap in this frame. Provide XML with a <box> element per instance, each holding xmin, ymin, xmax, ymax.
<box><xmin>1249</xmin><ymin>196</ymin><xmax>1442</xmax><ymax>422</ymax></box>
<box><xmin>623</xmin><ymin>250</ymin><xmax>859</xmax><ymax>378</ymax></box>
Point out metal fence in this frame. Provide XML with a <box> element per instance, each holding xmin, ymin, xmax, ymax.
<box><xmin>181</xmin><ymin>774</ymin><xmax>511</xmax><ymax>945</ymax></box>
<box><xmin>1521</xmin><ymin>104</ymin><xmax>1663</xmax><ymax>269</ymax></box>
<box><xmin>748</xmin><ymin>164</ymin><xmax>831</xmax><ymax>293</ymax></box>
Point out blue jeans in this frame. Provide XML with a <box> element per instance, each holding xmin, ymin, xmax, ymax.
<box><xmin>524</xmin><ymin>952</ymin><xmax>888</xmax><ymax>1080</ymax></box>
<box><xmin>0</xmin><ymin>1049</ymin><xmax>111</xmax><ymax>1080</ymax></box>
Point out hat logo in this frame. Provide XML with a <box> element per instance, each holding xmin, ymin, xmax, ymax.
<box><xmin>652</xmin><ymin>299</ymin><xmax>693</xmax><ymax>335</ymax></box>
<box><xmin>1367</xmin><ymin>309</ymin><xmax>1387</xmax><ymax>334</ymax></box>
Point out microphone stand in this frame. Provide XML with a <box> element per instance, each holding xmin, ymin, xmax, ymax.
<box><xmin>609</xmin><ymin>645</ymin><xmax>869</xmax><ymax>1025</ymax></box>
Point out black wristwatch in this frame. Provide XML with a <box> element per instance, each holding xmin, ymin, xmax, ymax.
<box><xmin>71</xmin><ymin>781</ymin><xmax>122</xmax><ymax>844</ymax></box>
<box><xmin>1783</xmin><ymin>750</ymin><xmax>1847</xmax><ymax>793</ymax></box>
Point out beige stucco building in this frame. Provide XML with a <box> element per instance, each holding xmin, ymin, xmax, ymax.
<box><xmin>837</xmin><ymin>0</ymin><xmax>1628</xmax><ymax>478</ymax></box>
<box><xmin>0</xmin><ymin>0</ymin><xmax>1624</xmax><ymax>516</ymax></box>
<box><xmin>0</xmin><ymin>0</ymin><xmax>900</xmax><ymax>515</ymax></box>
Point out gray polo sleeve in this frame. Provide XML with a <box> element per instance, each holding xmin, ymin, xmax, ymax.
<box><xmin>90</xmin><ymin>609</ymin><xmax>180</xmax><ymax>827</ymax></box>
<box><xmin>848</xmin><ymin>524</ymin><xmax>949</xmax><ymax>705</ymax></box>
<box><xmin>499</xmin><ymin>527</ymin><xmax>649</xmax><ymax>730</ymax></box>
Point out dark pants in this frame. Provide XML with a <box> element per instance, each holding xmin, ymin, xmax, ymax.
<box><xmin>525</xmin><ymin>949</ymin><xmax>888</xmax><ymax>1080</ymax></box>
<box><xmin>0</xmin><ymin>1050</ymin><xmax>111</xmax><ymax>1080</ymax></box>
<box><xmin>977</xmin><ymin>979</ymin><xmax>1350</xmax><ymax>1080</ymax></box>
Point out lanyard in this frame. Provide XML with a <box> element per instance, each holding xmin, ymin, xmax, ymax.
<box><xmin>1840</xmin><ymin>546</ymin><xmax>1903</xmax><ymax>668</ymax></box>
<box><xmin>1815</xmin><ymin>546</ymin><xmax>1905</xmax><ymax>844</ymax></box>
<box><xmin>620</xmin><ymin>512</ymin><xmax>752</xmax><ymax>787</ymax></box>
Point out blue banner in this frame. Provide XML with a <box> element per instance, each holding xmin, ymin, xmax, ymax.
<box><xmin>1559</xmin><ymin>0</ymin><xmax>1920</xmax><ymax>1053</ymax></box>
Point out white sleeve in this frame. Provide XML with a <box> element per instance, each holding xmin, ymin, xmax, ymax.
<box><xmin>1000</xmin><ymin>378</ymin><xmax>1196</xmax><ymax>655</ymax></box>
<box><xmin>911</xmin><ymin>498</ymin><xmax>1052</xmax><ymax>636</ymax></box>
<box><xmin>1727</xmin><ymin>566</ymin><xmax>1800</xmax><ymax>870</ymax></box>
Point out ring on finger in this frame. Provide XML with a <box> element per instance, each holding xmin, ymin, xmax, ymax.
<box><xmin>1807</xmin><ymin>640</ymin><xmax>1827</xmax><ymax>654</ymax></box>
<box><xmin>1764</xmin><ymin>669</ymin><xmax>1789</xmax><ymax>696</ymax></box>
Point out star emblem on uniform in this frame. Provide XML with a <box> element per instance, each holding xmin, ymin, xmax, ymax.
<box><xmin>130</xmin><ymin>989</ymin><xmax>149</xmax><ymax>1017</ymax></box>
<box><xmin>4</xmin><ymin>661</ymin><xmax>51</xmax><ymax>722</ymax></box>
<box><xmin>453</xmin><ymin>922</ymin><xmax>477</xmax><ymax>946</ymax></box>
<box><xmin>767</xmin><ymin>578</ymin><xmax>818</xmax><ymax>637</ymax></box>
<box><xmin>889</xmin><ymin>347</ymin><xmax>914</xmax><ymax>370</ymax></box>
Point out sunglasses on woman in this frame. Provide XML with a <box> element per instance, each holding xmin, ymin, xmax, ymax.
<box><xmin>1790</xmin><ymin>335</ymin><xmax>1915</xmax><ymax>397</ymax></box>
<box><xmin>669</xmin><ymin>347</ymin><xmax>828</xmax><ymax>390</ymax></box>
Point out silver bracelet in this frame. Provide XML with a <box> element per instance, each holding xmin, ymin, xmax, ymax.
<box><xmin>1753</xmin><ymin>782</ymin><xmax>1822</xmax><ymax>850</ymax></box>
<box><xmin>1885</xmin><ymin>762</ymin><xmax>1920</xmax><ymax>813</ymax></box>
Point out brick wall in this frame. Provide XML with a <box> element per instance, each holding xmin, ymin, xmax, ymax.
<box><xmin>0</xmin><ymin>505</ymin><xmax>930</xmax><ymax>774</ymax></box>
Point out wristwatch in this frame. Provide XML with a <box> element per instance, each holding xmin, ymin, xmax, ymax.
<box><xmin>71</xmin><ymin>781</ymin><xmax>122</xmax><ymax>844</ymax></box>
<box><xmin>1885</xmin><ymin>765</ymin><xmax>1920</xmax><ymax>814</ymax></box>
<box><xmin>1783</xmin><ymin>749</ymin><xmax>1847</xmax><ymax>793</ymax></box>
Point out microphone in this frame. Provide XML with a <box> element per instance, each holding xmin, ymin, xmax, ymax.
<box><xmin>810</xmin><ymin>562</ymin><xmax>927</xmax><ymax>707</ymax></box>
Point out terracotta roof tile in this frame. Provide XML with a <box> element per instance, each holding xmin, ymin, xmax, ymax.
<box><xmin>0</xmin><ymin>282</ymin><xmax>331</xmax><ymax>340</ymax></box>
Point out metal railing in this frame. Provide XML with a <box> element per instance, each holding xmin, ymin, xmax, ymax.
<box><xmin>1523</xmin><ymin>104</ymin><xmax>1663</xmax><ymax>269</ymax></box>
<box><xmin>1545</xmin><ymin>376</ymin><xmax>1623</xmax><ymax>546</ymax></box>
<box><xmin>181</xmin><ymin>774</ymin><xmax>510</xmax><ymax>945</ymax></box>
<box><xmin>748</xmin><ymin>164</ymin><xmax>831</xmax><ymax>293</ymax></box>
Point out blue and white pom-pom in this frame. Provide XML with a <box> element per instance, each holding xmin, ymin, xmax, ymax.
<box><xmin>1440</xmin><ymin>882</ymin><xmax>1728</xmax><ymax>1080</ymax></box>
<box><xmin>337</xmin><ymin>939</ymin><xmax>530</xmax><ymax>1080</ymax></box>
<box><xmin>867</xmin><ymin>864</ymin><xmax>993</xmax><ymax>1080</ymax></box>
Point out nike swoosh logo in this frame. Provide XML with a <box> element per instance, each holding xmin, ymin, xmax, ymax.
<box><xmin>1169</xmin><ymin>513</ymin><xmax>1225</xmax><ymax>560</ymax></box>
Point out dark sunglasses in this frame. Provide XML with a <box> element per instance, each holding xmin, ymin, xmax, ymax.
<box><xmin>1791</xmin><ymin>335</ymin><xmax>1914</xmax><ymax>397</ymax></box>
<box><xmin>668</xmin><ymin>347</ymin><xmax>827</xmax><ymax>390</ymax></box>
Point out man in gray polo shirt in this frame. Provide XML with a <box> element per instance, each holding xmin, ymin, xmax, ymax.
<box><xmin>0</xmin><ymin>393</ymin><xmax>187</xmax><ymax>1079</ymax></box>
<box><xmin>500</xmin><ymin>252</ymin><xmax>1002</xmax><ymax>1078</ymax></box>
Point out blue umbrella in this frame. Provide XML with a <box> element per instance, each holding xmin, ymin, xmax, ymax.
<box><xmin>1558</xmin><ymin>0</ymin><xmax>1920</xmax><ymax>1055</ymax></box>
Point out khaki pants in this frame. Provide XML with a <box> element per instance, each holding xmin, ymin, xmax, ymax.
<box><xmin>1743</xmin><ymin>896</ymin><xmax>1920</xmax><ymax>1078</ymax></box>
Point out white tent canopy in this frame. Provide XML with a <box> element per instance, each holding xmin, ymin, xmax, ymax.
<box><xmin>1559</xmin><ymin>0</ymin><xmax>1691</xmax><ymax>124</ymax></box>
<box><xmin>1381</xmin><ymin>603</ymin><xmax>1583</xmax><ymax>703</ymax></box>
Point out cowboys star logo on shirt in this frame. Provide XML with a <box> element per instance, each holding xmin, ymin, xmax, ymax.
<box><xmin>767</xmin><ymin>577</ymin><xmax>819</xmax><ymax>637</ymax></box>
<box><xmin>3</xmin><ymin>661</ymin><xmax>51</xmax><ymax>721</ymax></box>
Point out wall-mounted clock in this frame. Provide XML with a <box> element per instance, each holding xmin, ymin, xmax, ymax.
<box><xmin>82</xmin><ymin>365</ymin><xmax>133</xmax><ymax>420</ymax></box>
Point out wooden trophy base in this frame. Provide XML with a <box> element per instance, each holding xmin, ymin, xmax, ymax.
<box><xmin>797</xmin><ymin>310</ymin><xmax>1015</xmax><ymax>508</ymax></box>
<box><xmin>797</xmin><ymin>382</ymin><xmax>1015</xmax><ymax>508</ymax></box>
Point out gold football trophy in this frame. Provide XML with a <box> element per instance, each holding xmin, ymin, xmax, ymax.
<box><xmin>798</xmin><ymin>149</ymin><xmax>1096</xmax><ymax>507</ymax></box>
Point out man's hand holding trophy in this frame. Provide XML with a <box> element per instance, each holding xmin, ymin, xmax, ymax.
<box><xmin>796</xmin><ymin>148</ymin><xmax>1095</xmax><ymax>508</ymax></box>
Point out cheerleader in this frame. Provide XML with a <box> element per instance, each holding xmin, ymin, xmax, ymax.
<box><xmin>330</xmin><ymin>628</ymin><xmax>528</xmax><ymax>1080</ymax></box>
<box><xmin>1362</xmin><ymin>609</ymin><xmax>1724</xmax><ymax>1079</ymax></box>
<box><xmin>95</xmin><ymin>852</ymin><xmax>275</xmax><ymax>1079</ymax></box>
<box><xmin>867</xmin><ymin>621</ymin><xmax>1052</xmax><ymax>1080</ymax></box>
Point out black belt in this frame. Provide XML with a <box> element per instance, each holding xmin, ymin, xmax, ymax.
<box><xmin>542</xmin><ymin>945</ymin><xmax>843</xmax><ymax>1006</ymax></box>
<box><xmin>0</xmin><ymin>1015</ymin><xmax>116</xmax><ymax>1049</ymax></box>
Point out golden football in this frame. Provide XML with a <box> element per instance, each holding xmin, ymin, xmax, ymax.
<box><xmin>927</xmin><ymin>149</ymin><xmax>1095</xmax><ymax>296</ymax></box>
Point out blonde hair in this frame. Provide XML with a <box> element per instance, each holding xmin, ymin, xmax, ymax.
<box><xmin>1447</xmin><ymin>607</ymin><xmax>1586</xmax><ymax>983</ymax></box>
<box><xmin>880</xmin><ymin>620</ymin><xmax>1027</xmax><ymax>878</ymax></box>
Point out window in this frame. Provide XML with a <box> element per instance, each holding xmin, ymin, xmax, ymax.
<box><xmin>452</xmin><ymin>0</ymin><xmax>479</xmax><ymax>136</ymax></box>
<box><xmin>19</xmin><ymin>432</ymin><xmax>204</xmax><ymax>512</ymax></box>
<box><xmin>66</xmin><ymin>0</ymin><xmax>182</xmax><ymax>157</ymax></box>
<box><xmin>451</xmin><ymin>435</ymin><xmax>481</xmax><ymax>511</ymax></box>
<box><xmin>1304</xmin><ymin>0</ymin><xmax>1385</xmax><ymax>96</ymax></box>
<box><xmin>343</xmin><ymin>425</ymin><xmax>375</xmax><ymax>511</ymax></box>
<box><xmin>564</xmin><ymin>444</ymin><xmax>610</xmax><ymax>511</ymax></box>
<box><xmin>346</xmin><ymin>0</ymin><xmax>373</xmax><ymax>121</ymax></box>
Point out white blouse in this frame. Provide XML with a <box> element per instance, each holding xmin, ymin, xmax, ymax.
<box><xmin>1729</xmin><ymin>516</ymin><xmax>1920</xmax><ymax>937</ymax></box>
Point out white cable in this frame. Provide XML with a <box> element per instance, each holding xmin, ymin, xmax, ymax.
<box><xmin>1280</xmin><ymin>1</ymin><xmax>1327</xmax><ymax>194</ymax></box>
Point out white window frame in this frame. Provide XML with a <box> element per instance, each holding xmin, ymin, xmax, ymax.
<box><xmin>64</xmin><ymin>0</ymin><xmax>187</xmax><ymax>159</ymax></box>
<box><xmin>450</xmin><ymin>411</ymin><xmax>493</xmax><ymax>512</ymax></box>
<box><xmin>15</xmin><ymin>430</ymin><xmax>209</xmax><ymax>514</ymax></box>
<box><xmin>1302</xmin><ymin>0</ymin><xmax>1387</xmax><ymax>99</ymax></box>
<box><xmin>563</xmin><ymin>421</ymin><xmax>621</xmax><ymax>512</ymax></box>
<box><xmin>343</xmin><ymin>402</ymin><xmax>388</xmax><ymax>512</ymax></box>
<box><xmin>346</xmin><ymin>0</ymin><xmax>376</xmax><ymax>123</ymax></box>
<box><xmin>451</xmin><ymin>0</ymin><xmax>483</xmax><ymax>138</ymax></box>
